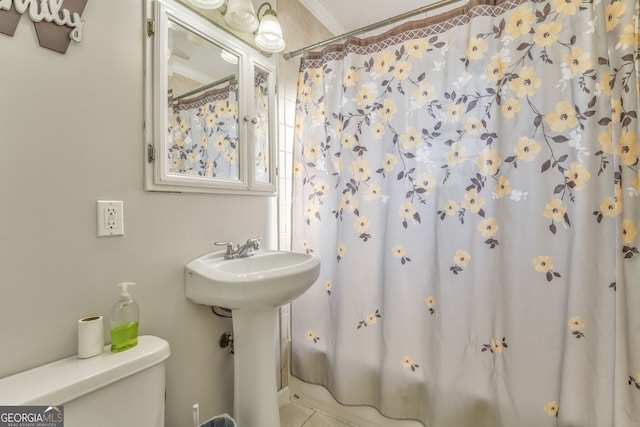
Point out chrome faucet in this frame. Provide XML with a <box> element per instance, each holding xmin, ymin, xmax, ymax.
<box><xmin>215</xmin><ymin>237</ymin><xmax>262</xmax><ymax>260</ymax></box>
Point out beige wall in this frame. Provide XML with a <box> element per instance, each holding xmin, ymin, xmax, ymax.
<box><xmin>0</xmin><ymin>1</ymin><xmax>277</xmax><ymax>425</ymax></box>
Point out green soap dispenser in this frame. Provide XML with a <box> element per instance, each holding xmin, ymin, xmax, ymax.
<box><xmin>110</xmin><ymin>282</ymin><xmax>139</xmax><ymax>353</ymax></box>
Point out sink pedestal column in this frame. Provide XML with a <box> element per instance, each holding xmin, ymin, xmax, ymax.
<box><xmin>232</xmin><ymin>307</ymin><xmax>280</xmax><ymax>427</ymax></box>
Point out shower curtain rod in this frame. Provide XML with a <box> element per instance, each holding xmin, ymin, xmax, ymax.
<box><xmin>283</xmin><ymin>0</ymin><xmax>465</xmax><ymax>60</ymax></box>
<box><xmin>173</xmin><ymin>74</ymin><xmax>236</xmax><ymax>101</ymax></box>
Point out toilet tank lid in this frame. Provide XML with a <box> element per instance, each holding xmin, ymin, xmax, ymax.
<box><xmin>0</xmin><ymin>335</ymin><xmax>170</xmax><ymax>405</ymax></box>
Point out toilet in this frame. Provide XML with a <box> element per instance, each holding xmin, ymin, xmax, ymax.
<box><xmin>0</xmin><ymin>335</ymin><xmax>170</xmax><ymax>427</ymax></box>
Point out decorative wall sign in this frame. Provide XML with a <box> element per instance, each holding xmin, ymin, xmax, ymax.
<box><xmin>0</xmin><ymin>0</ymin><xmax>88</xmax><ymax>53</ymax></box>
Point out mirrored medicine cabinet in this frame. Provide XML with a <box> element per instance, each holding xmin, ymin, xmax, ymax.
<box><xmin>144</xmin><ymin>0</ymin><xmax>277</xmax><ymax>194</ymax></box>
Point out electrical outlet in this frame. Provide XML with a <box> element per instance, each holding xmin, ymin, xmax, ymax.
<box><xmin>97</xmin><ymin>200</ymin><xmax>124</xmax><ymax>237</ymax></box>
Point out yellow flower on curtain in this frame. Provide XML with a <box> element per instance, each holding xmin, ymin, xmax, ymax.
<box><xmin>405</xmin><ymin>39</ymin><xmax>430</xmax><ymax>59</ymax></box>
<box><xmin>564</xmin><ymin>161</ymin><xmax>591</xmax><ymax>190</ymax></box>
<box><xmin>391</xmin><ymin>245</ymin><xmax>406</xmax><ymax>258</ymax></box>
<box><xmin>337</xmin><ymin>242</ymin><xmax>347</xmax><ymax>259</ymax></box>
<box><xmin>357</xmin><ymin>85</ymin><xmax>378</xmax><ymax>107</ymax></box>
<box><xmin>533</xmin><ymin>21</ymin><xmax>563</xmax><ymax>47</ymax></box>
<box><xmin>343</xmin><ymin>68</ymin><xmax>358</xmax><ymax>87</ymax></box>
<box><xmin>303</xmin><ymin>140</ymin><xmax>322</xmax><ymax>162</ymax></box>
<box><xmin>453</xmin><ymin>249</ymin><xmax>471</xmax><ymax>267</ymax></box>
<box><xmin>617</xmin><ymin>20</ymin><xmax>639</xmax><ymax>49</ymax></box>
<box><xmin>501</xmin><ymin>98</ymin><xmax>521</xmax><ymax>118</ymax></box>
<box><xmin>611</xmin><ymin>98</ymin><xmax>623</xmax><ymax>123</ymax></box>
<box><xmin>514</xmin><ymin>137</ymin><xmax>541</xmax><ymax>162</ymax></box>
<box><xmin>600</xmin><ymin>196</ymin><xmax>620</xmax><ymax>218</ymax></box>
<box><xmin>308</xmin><ymin>68</ymin><xmax>323</xmax><ymax>85</ymax></box>
<box><xmin>206</xmin><ymin>114</ymin><xmax>216</xmax><ymax>128</ymax></box>
<box><xmin>632</xmin><ymin>170</ymin><xmax>640</xmax><ymax>194</ymax></box>
<box><xmin>505</xmin><ymin>6</ymin><xmax>535</xmax><ymax>38</ymax></box>
<box><xmin>443</xmin><ymin>200</ymin><xmax>459</xmax><ymax>216</ymax></box>
<box><xmin>598</xmin><ymin>71</ymin><xmax>612</xmax><ymax>96</ymax></box>
<box><xmin>545</xmin><ymin>100</ymin><xmax>578</xmax><ymax>132</ymax></box>
<box><xmin>305</xmin><ymin>330</ymin><xmax>319</xmax><ymax>343</ymax></box>
<box><xmin>509</xmin><ymin>66</ymin><xmax>540</xmax><ymax>98</ymax></box>
<box><xmin>365</xmin><ymin>183</ymin><xmax>383</xmax><ymax>201</ymax></box>
<box><xmin>477</xmin><ymin>217</ymin><xmax>499</xmax><ymax>238</ymax></box>
<box><xmin>446</xmin><ymin>141</ymin><xmax>468</xmax><ymax>167</ymax></box>
<box><xmin>340</xmin><ymin>193</ymin><xmax>359</xmax><ymax>213</ymax></box>
<box><xmin>399</xmin><ymin>127</ymin><xmax>423</xmax><ymax>150</ymax></box>
<box><xmin>314</xmin><ymin>179</ymin><xmax>330</xmax><ymax>197</ymax></box>
<box><xmin>494</xmin><ymin>176</ymin><xmax>512</xmax><ymax>198</ymax></box>
<box><xmin>213</xmin><ymin>134</ymin><xmax>228</xmax><ymax>152</ymax></box>
<box><xmin>604</xmin><ymin>1</ymin><xmax>627</xmax><ymax>32</ymax></box>
<box><xmin>464</xmin><ymin>117</ymin><xmax>484</xmax><ymax>136</ymax></box>
<box><xmin>466</xmin><ymin>37</ymin><xmax>488</xmax><ymax>60</ymax></box>
<box><xmin>543</xmin><ymin>199</ymin><xmax>567</xmax><ymax>222</ymax></box>
<box><xmin>313</xmin><ymin>102</ymin><xmax>327</xmax><ymax>124</ymax></box>
<box><xmin>341</xmin><ymin>133</ymin><xmax>356</xmax><ymax>149</ymax></box>
<box><xmin>292</xmin><ymin>161</ymin><xmax>303</xmax><ymax>177</ymax></box>
<box><xmin>371</xmin><ymin>123</ymin><xmax>386</xmax><ymax>139</ymax></box>
<box><xmin>544</xmin><ymin>401</ymin><xmax>559</xmax><ymax>417</ymax></box>
<box><xmin>374</xmin><ymin>51</ymin><xmax>395</xmax><ymax>75</ymax></box>
<box><xmin>446</xmin><ymin>102</ymin><xmax>464</xmax><ymax>123</ymax></box>
<box><xmin>616</xmin><ymin>130</ymin><xmax>638</xmax><ymax>166</ymax></box>
<box><xmin>393</xmin><ymin>61</ymin><xmax>412</xmax><ymax>80</ymax></box>
<box><xmin>491</xmin><ymin>339</ymin><xmax>505</xmax><ymax>353</ymax></box>
<box><xmin>532</xmin><ymin>255</ymin><xmax>554</xmax><ymax>273</ymax></box>
<box><xmin>299</xmin><ymin>85</ymin><xmax>315</xmax><ymax>103</ymax></box>
<box><xmin>562</xmin><ymin>47</ymin><xmax>593</xmax><ymax>77</ymax></box>
<box><xmin>622</xmin><ymin>219</ymin><xmax>638</xmax><ymax>245</ymax></box>
<box><xmin>568</xmin><ymin>316</ymin><xmax>585</xmax><ymax>330</ymax></box>
<box><xmin>354</xmin><ymin>216</ymin><xmax>370</xmax><ymax>234</ymax></box>
<box><xmin>485</xmin><ymin>55</ymin><xmax>509</xmax><ymax>82</ymax></box>
<box><xmin>598</xmin><ymin>123</ymin><xmax>613</xmax><ymax>154</ymax></box>
<box><xmin>475</xmin><ymin>147</ymin><xmax>501</xmax><ymax>176</ymax></box>
<box><xmin>399</xmin><ymin>202</ymin><xmax>417</xmax><ymax>219</ymax></box>
<box><xmin>401</xmin><ymin>355</ymin><xmax>420</xmax><ymax>371</ymax></box>
<box><xmin>413</xmin><ymin>173</ymin><xmax>437</xmax><ymax>195</ymax></box>
<box><xmin>224</xmin><ymin>151</ymin><xmax>237</xmax><ymax>164</ymax></box>
<box><xmin>553</xmin><ymin>0</ymin><xmax>581</xmax><ymax>15</ymax></box>
<box><xmin>349</xmin><ymin>158</ymin><xmax>372</xmax><ymax>182</ymax></box>
<box><xmin>411</xmin><ymin>80</ymin><xmax>437</xmax><ymax>106</ymax></box>
<box><xmin>462</xmin><ymin>188</ymin><xmax>486</xmax><ymax>214</ymax></box>
<box><xmin>379</xmin><ymin>98</ymin><xmax>398</xmax><ymax>122</ymax></box>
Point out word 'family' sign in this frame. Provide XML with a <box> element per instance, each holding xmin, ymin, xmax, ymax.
<box><xmin>0</xmin><ymin>0</ymin><xmax>87</xmax><ymax>53</ymax></box>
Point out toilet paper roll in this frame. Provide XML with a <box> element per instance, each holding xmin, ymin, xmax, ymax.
<box><xmin>77</xmin><ymin>316</ymin><xmax>104</xmax><ymax>359</ymax></box>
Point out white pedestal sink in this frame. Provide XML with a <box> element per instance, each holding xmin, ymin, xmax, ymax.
<box><xmin>185</xmin><ymin>250</ymin><xmax>321</xmax><ymax>427</ymax></box>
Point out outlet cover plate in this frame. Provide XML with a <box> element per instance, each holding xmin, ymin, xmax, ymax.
<box><xmin>97</xmin><ymin>200</ymin><xmax>124</xmax><ymax>237</ymax></box>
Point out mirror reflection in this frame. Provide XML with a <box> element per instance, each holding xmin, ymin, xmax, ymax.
<box><xmin>167</xmin><ymin>20</ymin><xmax>241</xmax><ymax>180</ymax></box>
<box><xmin>253</xmin><ymin>66</ymin><xmax>270</xmax><ymax>183</ymax></box>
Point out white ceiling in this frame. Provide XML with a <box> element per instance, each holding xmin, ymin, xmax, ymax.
<box><xmin>298</xmin><ymin>0</ymin><xmax>465</xmax><ymax>36</ymax></box>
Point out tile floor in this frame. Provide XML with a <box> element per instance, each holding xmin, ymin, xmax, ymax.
<box><xmin>279</xmin><ymin>401</ymin><xmax>357</xmax><ymax>427</ymax></box>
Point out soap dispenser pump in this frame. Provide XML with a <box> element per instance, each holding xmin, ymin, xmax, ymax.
<box><xmin>110</xmin><ymin>282</ymin><xmax>139</xmax><ymax>353</ymax></box>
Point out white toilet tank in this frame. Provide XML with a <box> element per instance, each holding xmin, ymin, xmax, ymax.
<box><xmin>0</xmin><ymin>335</ymin><xmax>170</xmax><ymax>427</ymax></box>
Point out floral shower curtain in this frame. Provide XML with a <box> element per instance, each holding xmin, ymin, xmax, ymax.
<box><xmin>290</xmin><ymin>0</ymin><xmax>639</xmax><ymax>425</ymax></box>
<box><xmin>168</xmin><ymin>80</ymin><xmax>239</xmax><ymax>178</ymax></box>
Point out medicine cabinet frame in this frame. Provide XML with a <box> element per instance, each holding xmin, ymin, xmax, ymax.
<box><xmin>144</xmin><ymin>0</ymin><xmax>277</xmax><ymax>195</ymax></box>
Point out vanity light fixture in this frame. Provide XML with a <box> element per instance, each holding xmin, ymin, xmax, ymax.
<box><xmin>254</xmin><ymin>2</ymin><xmax>285</xmax><ymax>53</ymax></box>
<box><xmin>224</xmin><ymin>0</ymin><xmax>259</xmax><ymax>32</ymax></box>
<box><xmin>186</xmin><ymin>0</ymin><xmax>225</xmax><ymax>9</ymax></box>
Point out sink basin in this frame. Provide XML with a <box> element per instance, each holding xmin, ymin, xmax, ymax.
<box><xmin>185</xmin><ymin>249</ymin><xmax>321</xmax><ymax>309</ymax></box>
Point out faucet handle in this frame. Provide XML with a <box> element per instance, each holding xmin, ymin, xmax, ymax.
<box><xmin>215</xmin><ymin>241</ymin><xmax>237</xmax><ymax>259</ymax></box>
<box><xmin>246</xmin><ymin>237</ymin><xmax>262</xmax><ymax>248</ymax></box>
